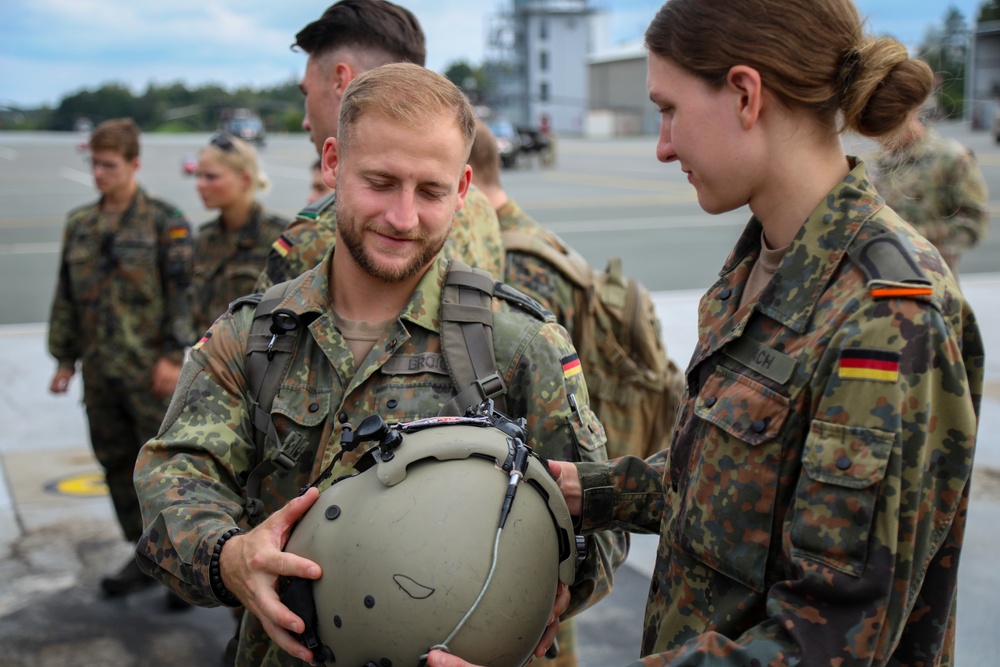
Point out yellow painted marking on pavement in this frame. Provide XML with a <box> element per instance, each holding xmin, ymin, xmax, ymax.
<box><xmin>47</xmin><ymin>471</ymin><xmax>108</xmax><ymax>497</ymax></box>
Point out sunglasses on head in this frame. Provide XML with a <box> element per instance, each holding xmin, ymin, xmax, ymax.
<box><xmin>209</xmin><ymin>133</ymin><xmax>236</xmax><ymax>152</ymax></box>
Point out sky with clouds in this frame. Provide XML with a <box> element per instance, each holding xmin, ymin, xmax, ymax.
<box><xmin>0</xmin><ymin>0</ymin><xmax>985</xmax><ymax>109</ymax></box>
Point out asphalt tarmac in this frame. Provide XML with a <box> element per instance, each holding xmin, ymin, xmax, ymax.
<box><xmin>1</xmin><ymin>127</ymin><xmax>998</xmax><ymax>666</ymax></box>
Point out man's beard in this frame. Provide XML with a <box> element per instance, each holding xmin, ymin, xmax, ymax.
<box><xmin>338</xmin><ymin>209</ymin><xmax>449</xmax><ymax>283</ymax></box>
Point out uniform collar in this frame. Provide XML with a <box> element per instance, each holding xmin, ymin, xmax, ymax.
<box><xmin>235</xmin><ymin>202</ymin><xmax>263</xmax><ymax>248</ymax></box>
<box><xmin>274</xmin><ymin>247</ymin><xmax>447</xmax><ymax>335</ymax></box>
<box><xmin>96</xmin><ymin>185</ymin><xmax>147</xmax><ymax>222</ymax></box>
<box><xmin>734</xmin><ymin>157</ymin><xmax>885</xmax><ymax>333</ymax></box>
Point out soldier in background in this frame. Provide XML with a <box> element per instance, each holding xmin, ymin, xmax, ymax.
<box><xmin>872</xmin><ymin>112</ymin><xmax>989</xmax><ymax>275</ymax></box>
<box><xmin>467</xmin><ymin>130</ymin><xmax>581</xmax><ymax>667</ymax></box>
<box><xmin>468</xmin><ymin>119</ymin><xmax>577</xmax><ymax>333</ymax></box>
<box><xmin>134</xmin><ymin>64</ymin><xmax>624</xmax><ymax>666</ymax></box>
<box><xmin>469</xmin><ymin>119</ymin><xmax>685</xmax><ymax>465</ymax></box>
<box><xmin>191</xmin><ymin>132</ymin><xmax>288</xmax><ymax>334</ymax></box>
<box><xmin>47</xmin><ymin>117</ymin><xmax>195</xmax><ymax>601</ymax></box>
<box><xmin>429</xmin><ymin>0</ymin><xmax>983</xmax><ymax>665</ymax></box>
<box><xmin>256</xmin><ymin>0</ymin><xmax>504</xmax><ymax>292</ymax></box>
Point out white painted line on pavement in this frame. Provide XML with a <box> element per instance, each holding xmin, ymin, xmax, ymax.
<box><xmin>546</xmin><ymin>215</ymin><xmax>745</xmax><ymax>234</ymax></box>
<box><xmin>0</xmin><ymin>147</ymin><xmax>17</xmax><ymax>160</ymax></box>
<box><xmin>0</xmin><ymin>242</ymin><xmax>61</xmax><ymax>255</ymax></box>
<box><xmin>58</xmin><ymin>167</ymin><xmax>92</xmax><ymax>186</ymax></box>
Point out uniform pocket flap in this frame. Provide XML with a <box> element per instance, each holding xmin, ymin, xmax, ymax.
<box><xmin>802</xmin><ymin>420</ymin><xmax>893</xmax><ymax>489</ymax></box>
<box><xmin>271</xmin><ymin>389</ymin><xmax>331</xmax><ymax>428</ymax></box>
<box><xmin>694</xmin><ymin>367</ymin><xmax>789</xmax><ymax>446</ymax></box>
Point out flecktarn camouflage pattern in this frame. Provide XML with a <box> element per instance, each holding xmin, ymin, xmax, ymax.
<box><xmin>49</xmin><ymin>186</ymin><xmax>196</xmax><ymax>540</ymax></box>
<box><xmin>576</xmin><ymin>158</ymin><xmax>983</xmax><ymax>666</ymax></box>
<box><xmin>192</xmin><ymin>202</ymin><xmax>287</xmax><ymax>333</ymax></box>
<box><xmin>135</xmin><ymin>251</ymin><xmax>626</xmax><ymax>666</ymax></box>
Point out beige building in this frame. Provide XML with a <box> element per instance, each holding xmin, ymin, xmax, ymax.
<box><xmin>586</xmin><ymin>40</ymin><xmax>654</xmax><ymax>137</ymax></box>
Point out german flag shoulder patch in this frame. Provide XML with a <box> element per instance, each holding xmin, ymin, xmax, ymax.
<box><xmin>838</xmin><ymin>348</ymin><xmax>900</xmax><ymax>383</ymax></box>
<box><xmin>272</xmin><ymin>234</ymin><xmax>293</xmax><ymax>257</ymax></box>
<box><xmin>561</xmin><ymin>353</ymin><xmax>583</xmax><ymax>380</ymax></box>
<box><xmin>193</xmin><ymin>330</ymin><xmax>212</xmax><ymax>351</ymax></box>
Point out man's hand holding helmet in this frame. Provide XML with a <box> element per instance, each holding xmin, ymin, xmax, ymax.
<box><xmin>219</xmin><ymin>487</ymin><xmax>323</xmax><ymax>663</ymax></box>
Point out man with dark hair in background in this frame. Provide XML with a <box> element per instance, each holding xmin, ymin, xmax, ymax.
<box><xmin>256</xmin><ymin>0</ymin><xmax>504</xmax><ymax>293</ymax></box>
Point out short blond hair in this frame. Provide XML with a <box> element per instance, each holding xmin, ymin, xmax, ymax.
<box><xmin>338</xmin><ymin>63</ymin><xmax>476</xmax><ymax>160</ymax></box>
<box><xmin>199</xmin><ymin>134</ymin><xmax>270</xmax><ymax>194</ymax></box>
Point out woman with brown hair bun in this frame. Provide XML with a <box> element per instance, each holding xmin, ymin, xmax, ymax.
<box><xmin>429</xmin><ymin>0</ymin><xmax>984</xmax><ymax>665</ymax></box>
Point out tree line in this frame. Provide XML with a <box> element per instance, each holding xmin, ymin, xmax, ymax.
<box><xmin>3</xmin><ymin>79</ymin><xmax>307</xmax><ymax>133</ymax></box>
<box><xmin>0</xmin><ymin>4</ymin><xmax>988</xmax><ymax>133</ymax></box>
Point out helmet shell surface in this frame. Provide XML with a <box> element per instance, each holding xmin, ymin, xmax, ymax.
<box><xmin>284</xmin><ymin>421</ymin><xmax>576</xmax><ymax>667</ymax></box>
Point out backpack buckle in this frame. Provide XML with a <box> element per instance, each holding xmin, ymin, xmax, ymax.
<box><xmin>271</xmin><ymin>431</ymin><xmax>308</xmax><ymax>471</ymax></box>
<box><xmin>475</xmin><ymin>372</ymin><xmax>507</xmax><ymax>401</ymax></box>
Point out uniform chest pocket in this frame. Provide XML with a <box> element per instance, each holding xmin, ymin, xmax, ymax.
<box><xmin>371</xmin><ymin>377</ymin><xmax>456</xmax><ymax>423</ymax></box>
<box><xmin>676</xmin><ymin>366</ymin><xmax>789</xmax><ymax>592</ymax></box>
<box><xmin>65</xmin><ymin>237</ymin><xmax>101</xmax><ymax>296</ymax></box>
<box><xmin>269</xmin><ymin>388</ymin><xmax>332</xmax><ymax>485</ymax></box>
<box><xmin>790</xmin><ymin>419</ymin><xmax>893</xmax><ymax>577</ymax></box>
<box><xmin>114</xmin><ymin>237</ymin><xmax>157</xmax><ymax>270</ymax></box>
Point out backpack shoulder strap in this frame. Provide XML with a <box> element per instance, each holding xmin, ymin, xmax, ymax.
<box><xmin>439</xmin><ymin>259</ymin><xmax>508</xmax><ymax>417</ymax></box>
<box><xmin>501</xmin><ymin>229</ymin><xmax>592</xmax><ymax>289</ymax></box>
<box><xmin>243</xmin><ymin>273</ymin><xmax>310</xmax><ymax>524</ymax></box>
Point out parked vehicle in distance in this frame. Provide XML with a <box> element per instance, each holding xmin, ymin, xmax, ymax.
<box><xmin>220</xmin><ymin>108</ymin><xmax>266</xmax><ymax>146</ymax></box>
<box><xmin>516</xmin><ymin>126</ymin><xmax>554</xmax><ymax>165</ymax></box>
<box><xmin>487</xmin><ymin>119</ymin><xmax>522</xmax><ymax>169</ymax></box>
<box><xmin>181</xmin><ymin>154</ymin><xmax>198</xmax><ymax>175</ymax></box>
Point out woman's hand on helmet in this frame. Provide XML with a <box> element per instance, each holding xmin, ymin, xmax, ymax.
<box><xmin>426</xmin><ymin>581</ymin><xmax>571</xmax><ymax>667</ymax></box>
<box><xmin>218</xmin><ymin>486</ymin><xmax>323</xmax><ymax>663</ymax></box>
<box><xmin>547</xmin><ymin>460</ymin><xmax>582</xmax><ymax>516</ymax></box>
<box><xmin>534</xmin><ymin>581</ymin><xmax>571</xmax><ymax>658</ymax></box>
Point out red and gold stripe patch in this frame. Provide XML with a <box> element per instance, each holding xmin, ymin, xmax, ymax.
<box><xmin>273</xmin><ymin>235</ymin><xmax>293</xmax><ymax>257</ymax></box>
<box><xmin>169</xmin><ymin>226</ymin><xmax>189</xmax><ymax>240</ymax></box>
<box><xmin>193</xmin><ymin>331</ymin><xmax>212</xmax><ymax>351</ymax></box>
<box><xmin>561</xmin><ymin>353</ymin><xmax>582</xmax><ymax>380</ymax></box>
<box><xmin>838</xmin><ymin>349</ymin><xmax>900</xmax><ymax>382</ymax></box>
<box><xmin>870</xmin><ymin>286</ymin><xmax>932</xmax><ymax>299</ymax></box>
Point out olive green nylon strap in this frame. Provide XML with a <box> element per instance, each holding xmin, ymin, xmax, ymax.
<box><xmin>439</xmin><ymin>259</ymin><xmax>508</xmax><ymax>417</ymax></box>
<box><xmin>243</xmin><ymin>274</ymin><xmax>308</xmax><ymax>524</ymax></box>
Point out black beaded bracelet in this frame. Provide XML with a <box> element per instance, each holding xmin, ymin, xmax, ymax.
<box><xmin>210</xmin><ymin>527</ymin><xmax>245</xmax><ymax>608</ymax></box>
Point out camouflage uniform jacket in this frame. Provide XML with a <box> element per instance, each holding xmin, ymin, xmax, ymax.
<box><xmin>576</xmin><ymin>159</ymin><xmax>983</xmax><ymax>666</ymax></box>
<box><xmin>498</xmin><ymin>198</ymin><xmax>577</xmax><ymax>336</ymax></box>
<box><xmin>135</xmin><ymin>251</ymin><xmax>626</xmax><ymax>666</ymax></box>
<box><xmin>48</xmin><ymin>187</ymin><xmax>195</xmax><ymax>378</ymax></box>
<box><xmin>872</xmin><ymin>126</ymin><xmax>989</xmax><ymax>271</ymax></box>
<box><xmin>192</xmin><ymin>203</ymin><xmax>288</xmax><ymax>334</ymax></box>
<box><xmin>254</xmin><ymin>184</ymin><xmax>505</xmax><ymax>291</ymax></box>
